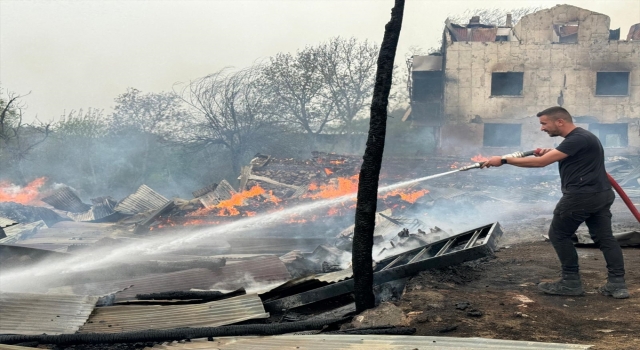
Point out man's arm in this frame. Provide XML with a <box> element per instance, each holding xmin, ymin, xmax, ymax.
<box><xmin>482</xmin><ymin>149</ymin><xmax>568</xmax><ymax>168</ymax></box>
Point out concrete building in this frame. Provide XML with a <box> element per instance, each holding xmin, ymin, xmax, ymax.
<box><xmin>408</xmin><ymin>5</ymin><xmax>640</xmax><ymax>156</ymax></box>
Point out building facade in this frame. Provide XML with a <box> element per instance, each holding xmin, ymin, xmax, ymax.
<box><xmin>409</xmin><ymin>5</ymin><xmax>640</xmax><ymax>156</ymax></box>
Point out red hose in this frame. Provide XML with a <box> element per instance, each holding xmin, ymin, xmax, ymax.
<box><xmin>607</xmin><ymin>172</ymin><xmax>640</xmax><ymax>223</ymax></box>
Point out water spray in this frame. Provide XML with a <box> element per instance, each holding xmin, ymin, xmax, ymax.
<box><xmin>454</xmin><ymin>148</ymin><xmax>640</xmax><ymax>223</ymax></box>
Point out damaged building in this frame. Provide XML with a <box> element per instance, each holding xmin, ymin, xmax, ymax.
<box><xmin>407</xmin><ymin>5</ymin><xmax>640</xmax><ymax>155</ymax></box>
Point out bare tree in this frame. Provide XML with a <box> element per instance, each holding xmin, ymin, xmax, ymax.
<box><xmin>316</xmin><ymin>37</ymin><xmax>379</xmax><ymax>135</ymax></box>
<box><xmin>352</xmin><ymin>0</ymin><xmax>404</xmax><ymax>313</ymax></box>
<box><xmin>111</xmin><ymin>88</ymin><xmax>186</xmax><ymax>136</ymax></box>
<box><xmin>53</xmin><ymin>108</ymin><xmax>107</xmax><ymax>187</ymax></box>
<box><xmin>0</xmin><ymin>89</ymin><xmax>51</xmax><ymax>183</ymax></box>
<box><xmin>110</xmin><ymin>88</ymin><xmax>188</xmax><ymax>183</ymax></box>
<box><xmin>262</xmin><ymin>48</ymin><xmax>336</xmax><ymax>136</ymax></box>
<box><xmin>178</xmin><ymin>66</ymin><xmax>273</xmax><ymax>175</ymax></box>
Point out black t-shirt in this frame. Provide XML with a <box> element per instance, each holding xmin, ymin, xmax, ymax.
<box><xmin>555</xmin><ymin>127</ymin><xmax>611</xmax><ymax>194</ymax></box>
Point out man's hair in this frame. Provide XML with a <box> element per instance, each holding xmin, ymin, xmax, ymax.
<box><xmin>536</xmin><ymin>106</ymin><xmax>573</xmax><ymax>123</ymax></box>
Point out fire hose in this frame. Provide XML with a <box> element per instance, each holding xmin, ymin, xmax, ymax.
<box><xmin>459</xmin><ymin>149</ymin><xmax>640</xmax><ymax>223</ymax></box>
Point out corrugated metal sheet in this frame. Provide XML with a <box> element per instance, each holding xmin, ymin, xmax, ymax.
<box><xmin>65</xmin><ymin>268</ymin><xmax>221</xmax><ymax>300</ymax></box>
<box><xmin>198</xmin><ymin>179</ymin><xmax>236</xmax><ymax>208</ymax></box>
<box><xmin>41</xmin><ymin>186</ymin><xmax>91</xmax><ymax>213</ymax></box>
<box><xmin>152</xmin><ymin>334</ymin><xmax>592</xmax><ymax>349</ymax></box>
<box><xmin>0</xmin><ymin>292</ymin><xmax>99</xmax><ymax>335</ymax></box>
<box><xmin>67</xmin><ymin>197</ymin><xmax>118</xmax><ymax>222</ymax></box>
<box><xmin>0</xmin><ymin>216</ymin><xmax>18</xmax><ymax>229</ymax></box>
<box><xmin>261</xmin><ymin>268</ymin><xmax>353</xmax><ymax>302</ymax></box>
<box><xmin>207</xmin><ymin>255</ymin><xmax>291</xmax><ymax>290</ymax></box>
<box><xmin>192</xmin><ymin>182</ymin><xmax>218</xmax><ymax>198</ymax></box>
<box><xmin>0</xmin><ymin>221</ymin><xmax>48</xmax><ymax>245</ymax></box>
<box><xmin>62</xmin><ymin>256</ymin><xmax>290</xmax><ymax>300</ymax></box>
<box><xmin>114</xmin><ymin>184</ymin><xmax>169</xmax><ymax>215</ymax></box>
<box><xmin>79</xmin><ymin>294</ymin><xmax>268</xmax><ymax>333</ymax></box>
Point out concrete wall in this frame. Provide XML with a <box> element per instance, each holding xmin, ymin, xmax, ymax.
<box><xmin>440</xmin><ymin>5</ymin><xmax>640</xmax><ymax>156</ymax></box>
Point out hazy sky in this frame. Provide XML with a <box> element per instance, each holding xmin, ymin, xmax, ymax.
<box><xmin>1</xmin><ymin>0</ymin><xmax>639</xmax><ymax>122</ymax></box>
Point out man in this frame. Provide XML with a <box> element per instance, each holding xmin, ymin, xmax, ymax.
<box><xmin>481</xmin><ymin>106</ymin><xmax>629</xmax><ymax>299</ymax></box>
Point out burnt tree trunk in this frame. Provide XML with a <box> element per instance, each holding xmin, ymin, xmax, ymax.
<box><xmin>352</xmin><ymin>0</ymin><xmax>404</xmax><ymax>313</ymax></box>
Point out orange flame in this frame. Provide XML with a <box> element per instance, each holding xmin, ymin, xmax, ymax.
<box><xmin>450</xmin><ymin>162</ymin><xmax>460</xmax><ymax>169</ymax></box>
<box><xmin>0</xmin><ymin>177</ymin><xmax>47</xmax><ymax>205</ymax></box>
<box><xmin>324</xmin><ymin>168</ymin><xmax>334</xmax><ymax>176</ymax></box>
<box><xmin>330</xmin><ymin>160</ymin><xmax>346</xmax><ymax>165</ymax></box>
<box><xmin>471</xmin><ymin>154</ymin><xmax>489</xmax><ymax>162</ymax></box>
<box><xmin>382</xmin><ymin>189</ymin><xmax>429</xmax><ymax>203</ymax></box>
<box><xmin>306</xmin><ymin>175</ymin><xmax>359</xmax><ymax>199</ymax></box>
<box><xmin>189</xmin><ymin>184</ymin><xmax>272</xmax><ymax>216</ymax></box>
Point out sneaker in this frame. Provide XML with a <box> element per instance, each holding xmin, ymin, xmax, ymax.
<box><xmin>599</xmin><ymin>281</ymin><xmax>630</xmax><ymax>299</ymax></box>
<box><xmin>538</xmin><ymin>277</ymin><xmax>585</xmax><ymax>296</ymax></box>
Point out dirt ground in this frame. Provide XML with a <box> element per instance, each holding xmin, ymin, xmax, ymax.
<box><xmin>397</xmin><ymin>239</ymin><xmax>640</xmax><ymax>350</ymax></box>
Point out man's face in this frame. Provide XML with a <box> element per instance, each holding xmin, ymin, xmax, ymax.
<box><xmin>539</xmin><ymin>115</ymin><xmax>561</xmax><ymax>137</ymax></box>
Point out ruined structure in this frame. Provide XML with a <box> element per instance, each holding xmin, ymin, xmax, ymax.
<box><xmin>408</xmin><ymin>5</ymin><xmax>640</xmax><ymax>155</ymax></box>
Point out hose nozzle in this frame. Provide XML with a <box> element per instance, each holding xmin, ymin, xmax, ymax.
<box><xmin>458</xmin><ymin>150</ymin><xmax>537</xmax><ymax>171</ymax></box>
<box><xmin>458</xmin><ymin>162</ymin><xmax>482</xmax><ymax>171</ymax></box>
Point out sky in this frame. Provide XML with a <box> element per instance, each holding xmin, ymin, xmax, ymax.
<box><xmin>1</xmin><ymin>0</ymin><xmax>639</xmax><ymax>123</ymax></box>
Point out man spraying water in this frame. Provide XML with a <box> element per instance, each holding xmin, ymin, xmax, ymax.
<box><xmin>481</xmin><ymin>106</ymin><xmax>629</xmax><ymax>299</ymax></box>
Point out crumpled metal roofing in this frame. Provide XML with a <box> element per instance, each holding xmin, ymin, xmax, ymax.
<box><xmin>150</xmin><ymin>334</ymin><xmax>592</xmax><ymax>349</ymax></box>
<box><xmin>0</xmin><ymin>216</ymin><xmax>18</xmax><ymax>229</ymax></box>
<box><xmin>61</xmin><ymin>256</ymin><xmax>290</xmax><ymax>300</ymax></box>
<box><xmin>78</xmin><ymin>293</ymin><xmax>268</xmax><ymax>333</ymax></box>
<box><xmin>198</xmin><ymin>179</ymin><xmax>236</xmax><ymax>208</ymax></box>
<box><xmin>41</xmin><ymin>186</ymin><xmax>91</xmax><ymax>213</ymax></box>
<box><xmin>66</xmin><ymin>197</ymin><xmax>118</xmax><ymax>222</ymax></box>
<box><xmin>261</xmin><ymin>268</ymin><xmax>353</xmax><ymax>302</ymax></box>
<box><xmin>64</xmin><ymin>268</ymin><xmax>221</xmax><ymax>300</ymax></box>
<box><xmin>206</xmin><ymin>255</ymin><xmax>291</xmax><ymax>291</ymax></box>
<box><xmin>0</xmin><ymin>292</ymin><xmax>99</xmax><ymax>335</ymax></box>
<box><xmin>192</xmin><ymin>182</ymin><xmax>218</xmax><ymax>199</ymax></box>
<box><xmin>114</xmin><ymin>184</ymin><xmax>169</xmax><ymax>215</ymax></box>
<box><xmin>0</xmin><ymin>221</ymin><xmax>48</xmax><ymax>245</ymax></box>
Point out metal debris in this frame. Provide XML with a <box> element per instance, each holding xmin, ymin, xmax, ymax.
<box><xmin>79</xmin><ymin>294</ymin><xmax>269</xmax><ymax>333</ymax></box>
<box><xmin>0</xmin><ymin>292</ymin><xmax>99</xmax><ymax>335</ymax></box>
<box><xmin>41</xmin><ymin>186</ymin><xmax>91</xmax><ymax>213</ymax></box>
<box><xmin>149</xmin><ymin>334</ymin><xmax>593</xmax><ymax>349</ymax></box>
<box><xmin>263</xmin><ymin>223</ymin><xmax>503</xmax><ymax>312</ymax></box>
<box><xmin>114</xmin><ymin>184</ymin><xmax>170</xmax><ymax>215</ymax></box>
<box><xmin>198</xmin><ymin>179</ymin><xmax>236</xmax><ymax>208</ymax></box>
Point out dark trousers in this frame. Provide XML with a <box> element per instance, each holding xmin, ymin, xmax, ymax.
<box><xmin>548</xmin><ymin>189</ymin><xmax>625</xmax><ymax>278</ymax></box>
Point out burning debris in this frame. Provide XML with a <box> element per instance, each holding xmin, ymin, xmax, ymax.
<box><xmin>0</xmin><ymin>149</ymin><xmax>638</xmax><ymax>348</ymax></box>
<box><xmin>0</xmin><ymin>177</ymin><xmax>47</xmax><ymax>205</ymax></box>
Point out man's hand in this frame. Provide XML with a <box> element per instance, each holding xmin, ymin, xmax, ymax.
<box><xmin>480</xmin><ymin>156</ymin><xmax>503</xmax><ymax>168</ymax></box>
